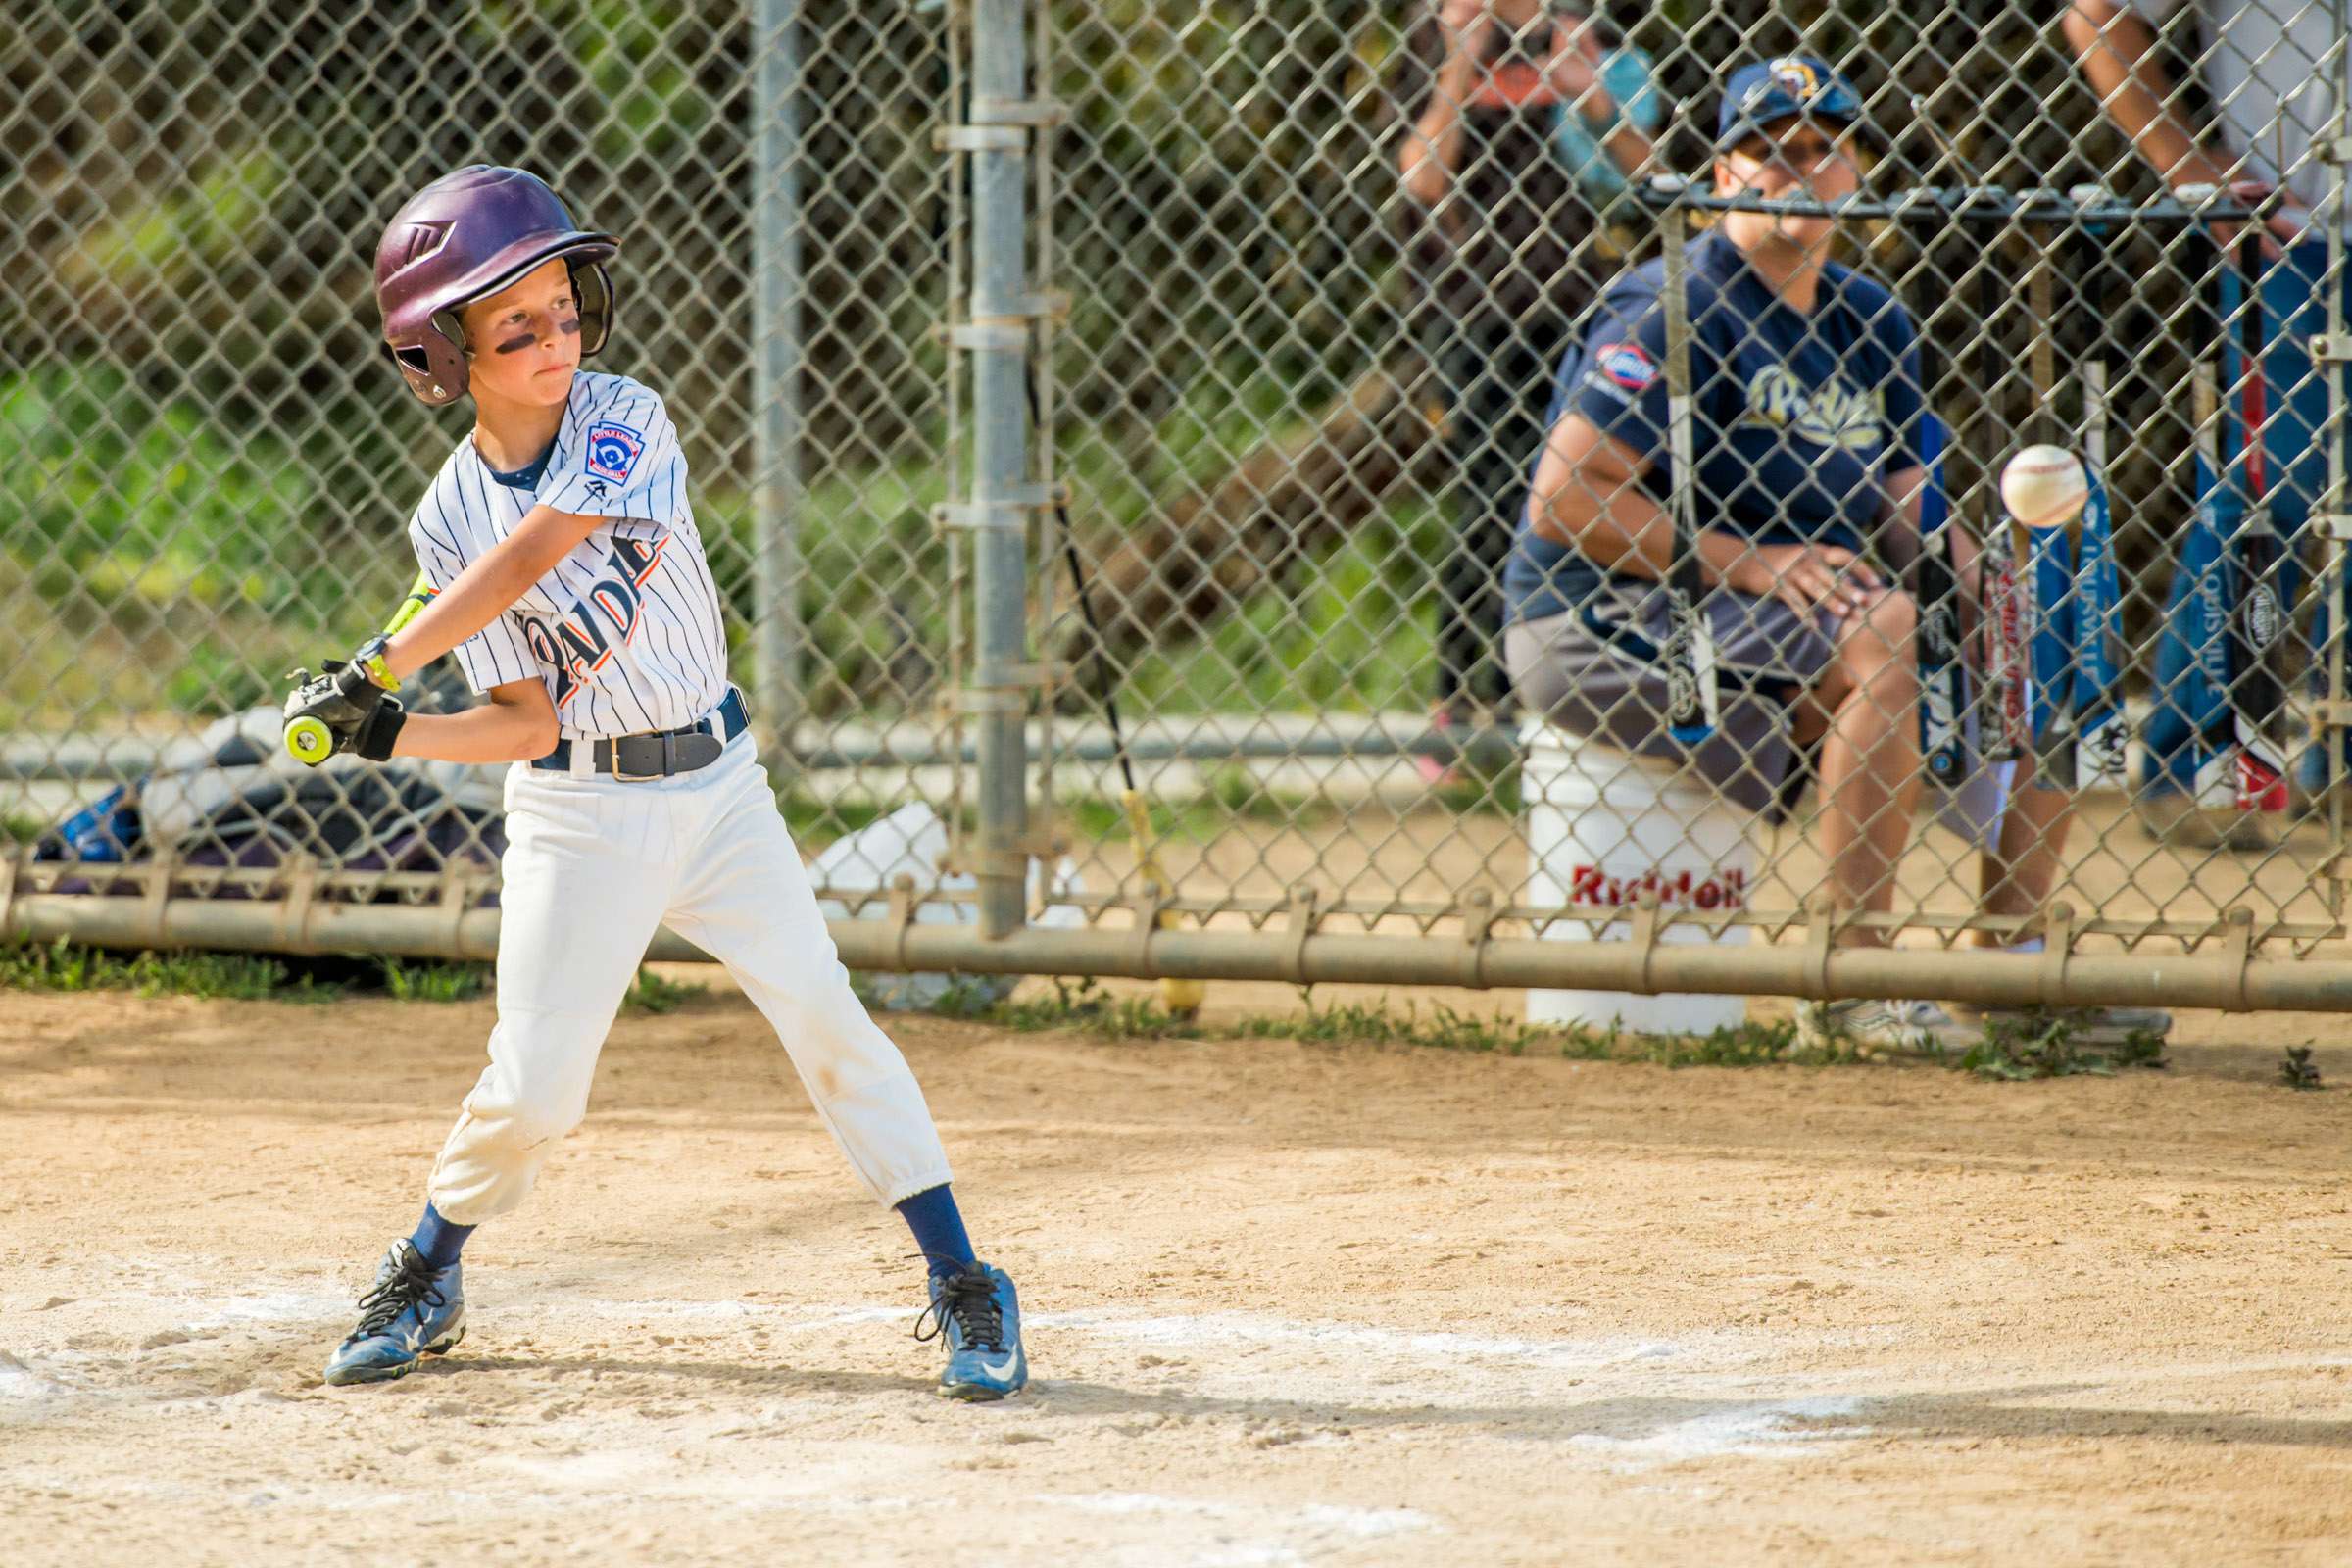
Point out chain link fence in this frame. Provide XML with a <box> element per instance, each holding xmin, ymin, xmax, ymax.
<box><xmin>4</xmin><ymin>0</ymin><xmax>967</xmax><ymax>952</ymax></box>
<box><xmin>8</xmin><ymin>1</ymin><xmax>2352</xmax><ymax>1012</ymax></box>
<box><xmin>1030</xmin><ymin>0</ymin><xmax>2352</xmax><ymax>1011</ymax></box>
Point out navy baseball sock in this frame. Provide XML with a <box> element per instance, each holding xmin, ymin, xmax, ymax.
<box><xmin>895</xmin><ymin>1184</ymin><xmax>976</xmax><ymax>1280</ymax></box>
<box><xmin>409</xmin><ymin>1202</ymin><xmax>474</xmax><ymax>1270</ymax></box>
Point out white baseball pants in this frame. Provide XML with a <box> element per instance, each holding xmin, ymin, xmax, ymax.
<box><xmin>424</xmin><ymin>729</ymin><xmax>954</xmax><ymax>1226</ymax></box>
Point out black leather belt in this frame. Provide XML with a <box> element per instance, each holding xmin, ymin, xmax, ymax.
<box><xmin>533</xmin><ymin>688</ymin><xmax>749</xmax><ymax>779</ymax></box>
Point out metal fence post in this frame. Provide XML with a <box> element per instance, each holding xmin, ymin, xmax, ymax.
<box><xmin>2328</xmin><ymin>0</ymin><xmax>2350</xmax><ymax>904</ymax></box>
<box><xmin>752</xmin><ymin>0</ymin><xmax>808</xmax><ymax>760</ymax></box>
<box><xmin>961</xmin><ymin>0</ymin><xmax>1034</xmax><ymax>939</ymax></box>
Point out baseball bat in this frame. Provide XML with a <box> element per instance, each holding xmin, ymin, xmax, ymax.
<box><xmin>1913</xmin><ymin>412</ymin><xmax>1970</xmax><ymax>784</ymax></box>
<box><xmin>1978</xmin><ymin>267</ymin><xmax>2031</xmax><ymax>762</ymax></box>
<box><xmin>2189</xmin><ymin>240</ymin><xmax>2238</xmax><ymax>808</ymax></box>
<box><xmin>2073</xmin><ymin>359</ymin><xmax>2130</xmax><ymax>790</ymax></box>
<box><xmin>2024</xmin><ymin>224</ymin><xmax>2081</xmax><ymax>781</ymax></box>
<box><xmin>283</xmin><ymin>570</ymin><xmax>437</xmax><ymax>765</ymax></box>
<box><xmin>1656</xmin><ymin>183</ymin><xmax>1719</xmax><ymax>745</ymax></box>
<box><xmin>2229</xmin><ymin>228</ymin><xmax>2289</xmax><ymax>812</ymax></box>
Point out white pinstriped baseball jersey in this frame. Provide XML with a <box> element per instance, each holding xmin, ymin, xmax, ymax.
<box><xmin>405</xmin><ymin>371</ymin><xmax>731</xmax><ymax>739</ymax></box>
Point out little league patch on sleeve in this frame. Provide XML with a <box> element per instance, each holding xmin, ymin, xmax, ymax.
<box><xmin>584</xmin><ymin>421</ymin><xmax>646</xmax><ymax>485</ymax></box>
<box><xmin>1594</xmin><ymin>342</ymin><xmax>1659</xmax><ymax>391</ymax></box>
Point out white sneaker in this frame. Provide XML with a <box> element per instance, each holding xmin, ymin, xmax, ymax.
<box><xmin>1795</xmin><ymin>997</ymin><xmax>1984</xmax><ymax>1055</ymax></box>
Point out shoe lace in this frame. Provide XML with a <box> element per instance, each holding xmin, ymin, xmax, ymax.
<box><xmin>913</xmin><ymin>1260</ymin><xmax>1004</xmax><ymax>1354</ymax></box>
<box><xmin>352</xmin><ymin>1249</ymin><xmax>444</xmax><ymax>1338</ymax></box>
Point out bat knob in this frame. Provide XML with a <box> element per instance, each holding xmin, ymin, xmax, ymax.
<box><xmin>284</xmin><ymin>716</ymin><xmax>334</xmax><ymax>766</ymax></box>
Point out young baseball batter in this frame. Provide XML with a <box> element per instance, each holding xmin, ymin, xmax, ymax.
<box><xmin>285</xmin><ymin>165</ymin><xmax>1027</xmax><ymax>1398</ymax></box>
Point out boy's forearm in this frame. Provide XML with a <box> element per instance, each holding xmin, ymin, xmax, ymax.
<box><xmin>382</xmin><ymin>551</ymin><xmax>542</xmax><ymax>682</ymax></box>
<box><xmin>391</xmin><ymin>703</ymin><xmax>554</xmax><ymax>764</ymax></box>
<box><xmin>380</xmin><ymin>507</ymin><xmax>603</xmax><ymax>683</ymax></box>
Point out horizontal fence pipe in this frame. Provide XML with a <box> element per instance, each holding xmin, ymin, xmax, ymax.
<box><xmin>3</xmin><ymin>892</ymin><xmax>712</xmax><ymax>966</ymax></box>
<box><xmin>1630</xmin><ymin>181</ymin><xmax>2263</xmax><ymax>226</ymax></box>
<box><xmin>0</xmin><ymin>722</ymin><xmax>1520</xmax><ymax>783</ymax></box>
<box><xmin>11</xmin><ymin>892</ymin><xmax>2352</xmax><ymax>1013</ymax></box>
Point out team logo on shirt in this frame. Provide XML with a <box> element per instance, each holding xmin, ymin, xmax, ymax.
<box><xmin>1593</xmin><ymin>341</ymin><xmax>1659</xmax><ymax>391</ymax></box>
<box><xmin>584</xmin><ymin>420</ymin><xmax>645</xmax><ymax>485</ymax></box>
<box><xmin>1735</xmin><ymin>364</ymin><xmax>1886</xmax><ymax>451</ymax></box>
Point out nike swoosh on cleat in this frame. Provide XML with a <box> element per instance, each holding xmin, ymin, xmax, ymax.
<box><xmin>976</xmin><ymin>1352</ymin><xmax>1020</xmax><ymax>1379</ymax></box>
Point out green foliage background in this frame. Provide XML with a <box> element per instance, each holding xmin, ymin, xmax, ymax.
<box><xmin>4</xmin><ymin>1</ymin><xmax>2219</xmax><ymax>730</ymax></box>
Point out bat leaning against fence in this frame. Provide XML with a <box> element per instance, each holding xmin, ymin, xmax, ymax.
<box><xmin>2191</xmin><ymin>228</ymin><xmax>2291</xmax><ymax>812</ymax></box>
<box><xmin>1913</xmin><ymin>412</ymin><xmax>1970</xmax><ymax>784</ymax></box>
<box><xmin>2228</xmin><ymin>228</ymin><xmax>2291</xmax><ymax>813</ymax></box>
<box><xmin>2070</xmin><ymin>358</ymin><xmax>2130</xmax><ymax>792</ymax></box>
<box><xmin>1654</xmin><ymin>178</ymin><xmax>1720</xmax><ymax>745</ymax></box>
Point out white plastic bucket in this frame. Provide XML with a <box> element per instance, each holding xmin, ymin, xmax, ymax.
<box><xmin>1521</xmin><ymin>721</ymin><xmax>1752</xmax><ymax>1035</ymax></box>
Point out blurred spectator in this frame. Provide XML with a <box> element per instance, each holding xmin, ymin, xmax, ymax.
<box><xmin>1396</xmin><ymin>0</ymin><xmax>1661</xmax><ymax>779</ymax></box>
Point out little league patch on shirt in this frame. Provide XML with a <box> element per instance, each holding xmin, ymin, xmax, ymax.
<box><xmin>584</xmin><ymin>421</ymin><xmax>645</xmax><ymax>484</ymax></box>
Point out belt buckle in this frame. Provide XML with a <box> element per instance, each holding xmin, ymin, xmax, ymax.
<box><xmin>611</xmin><ymin>734</ymin><xmax>668</xmax><ymax>783</ymax></box>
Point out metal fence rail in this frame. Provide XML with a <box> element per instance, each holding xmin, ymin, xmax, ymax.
<box><xmin>10</xmin><ymin>1</ymin><xmax>2352</xmax><ymax>1014</ymax></box>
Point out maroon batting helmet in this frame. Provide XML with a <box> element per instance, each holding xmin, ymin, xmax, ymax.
<box><xmin>373</xmin><ymin>166</ymin><xmax>620</xmax><ymax>407</ymax></box>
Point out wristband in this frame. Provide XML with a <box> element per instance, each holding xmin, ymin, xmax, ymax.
<box><xmin>353</xmin><ymin>698</ymin><xmax>408</xmax><ymax>762</ymax></box>
<box><xmin>352</xmin><ymin>633</ymin><xmax>401</xmax><ymax>693</ymax></box>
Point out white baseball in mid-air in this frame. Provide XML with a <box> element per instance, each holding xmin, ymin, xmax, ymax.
<box><xmin>2000</xmin><ymin>445</ymin><xmax>2089</xmax><ymax>529</ymax></box>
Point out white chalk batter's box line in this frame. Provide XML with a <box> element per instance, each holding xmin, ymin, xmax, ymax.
<box><xmin>11</xmin><ymin>1283</ymin><xmax>2350</xmax><ymax>1412</ymax></box>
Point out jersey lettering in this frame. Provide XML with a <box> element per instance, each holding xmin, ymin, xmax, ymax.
<box><xmin>1735</xmin><ymin>364</ymin><xmax>1886</xmax><ymax>452</ymax></box>
<box><xmin>520</xmin><ymin>617</ymin><xmax>576</xmax><ymax>707</ymax></box>
<box><xmin>519</xmin><ymin>539</ymin><xmax>658</xmax><ymax>707</ymax></box>
<box><xmin>610</xmin><ymin>534</ymin><xmax>665</xmax><ymax>586</ymax></box>
<box><xmin>408</xmin><ymin>371</ymin><xmax>727</xmax><ymax>735</ymax></box>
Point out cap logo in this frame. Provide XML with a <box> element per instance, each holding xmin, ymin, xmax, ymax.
<box><xmin>1768</xmin><ymin>58</ymin><xmax>1822</xmax><ymax>101</ymax></box>
<box><xmin>584</xmin><ymin>420</ymin><xmax>644</xmax><ymax>484</ymax></box>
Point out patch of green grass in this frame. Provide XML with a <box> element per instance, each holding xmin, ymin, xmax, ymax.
<box><xmin>963</xmin><ymin>978</ymin><xmax>1825</xmax><ymax>1065</ymax></box>
<box><xmin>375</xmin><ymin>956</ymin><xmax>494</xmax><ymax>1004</ymax></box>
<box><xmin>1951</xmin><ymin>1013</ymin><xmax>2170</xmax><ymax>1080</ymax></box>
<box><xmin>1230</xmin><ymin>995</ymin><xmax>1547</xmax><ymax>1054</ymax></box>
<box><xmin>0</xmin><ymin>938</ymin><xmax>338</xmax><ymax>1002</ymax></box>
<box><xmin>1116</xmin><ymin>505</ymin><xmax>1445</xmax><ymax>717</ymax></box>
<box><xmin>3</xmin><ymin>814</ymin><xmax>44</xmax><ymax>843</ymax></box>
<box><xmin>915</xmin><ymin>976</ymin><xmax>1020</xmax><ymax>1021</ymax></box>
<box><xmin>625</xmin><ymin>967</ymin><xmax>707</xmax><ymax>1014</ymax></box>
<box><xmin>982</xmin><ymin>976</ymin><xmax>1198</xmax><ymax>1040</ymax></box>
<box><xmin>953</xmin><ymin>981</ymin><xmax>2201</xmax><ymax>1075</ymax></box>
<box><xmin>1629</xmin><ymin>1018</ymin><xmax>1838</xmax><ymax>1067</ymax></box>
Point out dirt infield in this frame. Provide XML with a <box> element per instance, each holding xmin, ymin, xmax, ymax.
<box><xmin>3</xmin><ymin>977</ymin><xmax>2349</xmax><ymax>1566</ymax></box>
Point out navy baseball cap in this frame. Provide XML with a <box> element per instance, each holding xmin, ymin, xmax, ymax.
<box><xmin>1715</xmin><ymin>57</ymin><xmax>1869</xmax><ymax>152</ymax></box>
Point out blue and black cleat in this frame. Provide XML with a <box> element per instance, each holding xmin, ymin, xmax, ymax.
<box><xmin>323</xmin><ymin>1240</ymin><xmax>466</xmax><ymax>1387</ymax></box>
<box><xmin>917</xmin><ymin>1260</ymin><xmax>1027</xmax><ymax>1400</ymax></box>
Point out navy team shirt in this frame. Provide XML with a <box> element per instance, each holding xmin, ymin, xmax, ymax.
<box><xmin>1505</xmin><ymin>227</ymin><xmax>1929</xmax><ymax>624</ymax></box>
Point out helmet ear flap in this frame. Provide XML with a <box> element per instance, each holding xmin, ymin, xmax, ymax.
<box><xmin>571</xmin><ymin>260</ymin><xmax>616</xmax><ymax>358</ymax></box>
<box><xmin>386</xmin><ymin>313</ymin><xmax>472</xmax><ymax>407</ymax></box>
